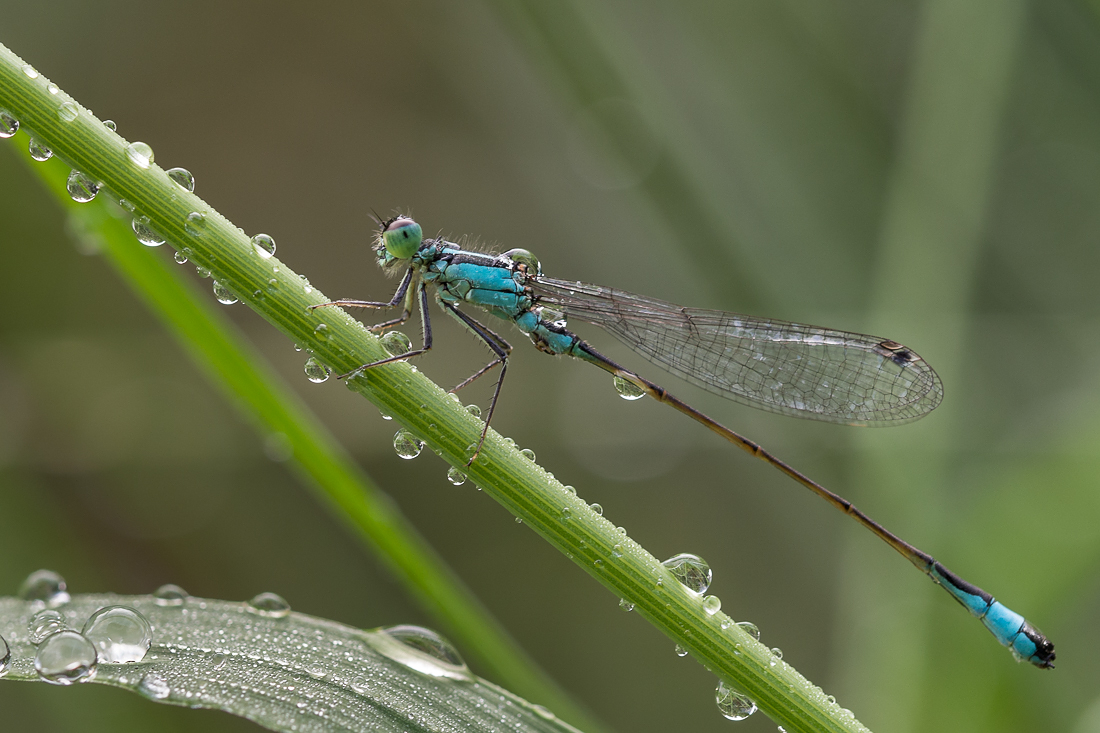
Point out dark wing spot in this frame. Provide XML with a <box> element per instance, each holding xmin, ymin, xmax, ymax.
<box><xmin>874</xmin><ymin>340</ymin><xmax>918</xmax><ymax>367</ymax></box>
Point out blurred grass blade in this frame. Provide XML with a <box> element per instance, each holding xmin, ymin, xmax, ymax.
<box><xmin>0</xmin><ymin>592</ymin><xmax>582</xmax><ymax>733</ymax></box>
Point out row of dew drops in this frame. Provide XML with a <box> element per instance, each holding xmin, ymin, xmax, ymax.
<box><xmin>0</xmin><ymin>73</ymin><xmax>843</xmax><ymax>726</ymax></box>
<box><xmin>2</xmin><ymin>570</ymin><xmax>481</xmax><ymax>705</ymax></box>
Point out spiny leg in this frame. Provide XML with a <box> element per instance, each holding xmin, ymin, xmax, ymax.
<box><xmin>335</xmin><ymin>280</ymin><xmax>433</xmax><ymax>379</ymax></box>
<box><xmin>439</xmin><ymin>299</ymin><xmax>512</xmax><ymax>465</ymax></box>
<box><xmin>308</xmin><ymin>267</ymin><xmax>415</xmax><ymax>332</ymax></box>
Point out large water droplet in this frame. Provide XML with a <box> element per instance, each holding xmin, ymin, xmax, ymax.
<box><xmin>247</xmin><ymin>592</ymin><xmax>291</xmax><ymax>618</ymax></box>
<box><xmin>613</xmin><ymin>375</ymin><xmax>646</xmax><ymax>400</ymax></box>
<box><xmin>716</xmin><ymin>680</ymin><xmax>757</xmax><ymax>721</ymax></box>
<box><xmin>0</xmin><ymin>109</ymin><xmax>19</xmax><ymax>138</ymax></box>
<box><xmin>132</xmin><ymin>215</ymin><xmax>165</xmax><ymax>246</ymax></box>
<box><xmin>0</xmin><ymin>634</ymin><xmax>10</xmax><ymax>677</ymax></box>
<box><xmin>380</xmin><ymin>330</ymin><xmax>412</xmax><ymax>356</ymax></box>
<box><xmin>19</xmin><ymin>570</ymin><xmax>70</xmax><ymax>609</ymax></box>
<box><xmin>47</xmin><ymin>83</ymin><xmax>59</xmax><ymax>95</ymax></box>
<box><xmin>102</xmin><ymin>119</ymin><xmax>117</xmax><ymax>131</ymax></box>
<box><xmin>173</xmin><ymin>250</ymin><xmax>188</xmax><ymax>265</ymax></box>
<box><xmin>28</xmin><ymin>137</ymin><xmax>53</xmax><ymax>161</ymax></box>
<box><xmin>674</xmin><ymin>644</ymin><xmax>689</xmax><ymax>657</ymax></box>
<box><xmin>304</xmin><ymin>356</ymin><xmax>330</xmax><ymax>383</ymax></box>
<box><xmin>82</xmin><ymin>606</ymin><xmax>152</xmax><ymax>663</ymax></box>
<box><xmin>736</xmin><ymin>621</ymin><xmax>760</xmax><ymax>641</ymax></box>
<box><xmin>57</xmin><ymin>101</ymin><xmax>78</xmax><ymax>122</ymax></box>
<box><xmin>21</xmin><ymin>64</ymin><xmax>38</xmax><ymax>79</ymax></box>
<box><xmin>520</xmin><ymin>447</ymin><xmax>536</xmax><ymax>461</ymax></box>
<box><xmin>393</xmin><ymin>429</ymin><xmax>424</xmax><ymax>459</ymax></box>
<box><xmin>661</xmin><ymin>553</ymin><xmax>712</xmax><ymax>594</ymax></box>
<box><xmin>703</xmin><ymin>595</ymin><xmax>722</xmax><ymax>615</ymax></box>
<box><xmin>382</xmin><ymin>625</ymin><xmax>466</xmax><ymax>668</ymax></box>
<box><xmin>139</xmin><ymin>672</ymin><xmax>170</xmax><ymax>699</ymax></box>
<box><xmin>465</xmin><ymin>403</ymin><xmax>482</xmax><ymax>419</ymax></box>
<box><xmin>251</xmin><ymin>233</ymin><xmax>276</xmax><ymax>259</ymax></box>
<box><xmin>125</xmin><ymin>141</ymin><xmax>154</xmax><ymax>169</ymax></box>
<box><xmin>619</xmin><ymin>598</ymin><xmax>634</xmax><ymax>612</ymax></box>
<box><xmin>35</xmin><ymin>630</ymin><xmax>97</xmax><ymax>685</ymax></box>
<box><xmin>446</xmin><ymin>467</ymin><xmax>467</xmax><ymax>486</ymax></box>
<box><xmin>66</xmin><ymin>170</ymin><xmax>99</xmax><ymax>203</ymax></box>
<box><xmin>166</xmin><ymin>167</ymin><xmax>195</xmax><ymax>192</ymax></box>
<box><xmin>184</xmin><ymin>211</ymin><xmax>207</xmax><ymax>236</ymax></box>
<box><xmin>29</xmin><ymin>609</ymin><xmax>66</xmax><ymax>643</ymax></box>
<box><xmin>212</xmin><ymin>280</ymin><xmax>238</xmax><ymax>305</ymax></box>
<box><xmin>153</xmin><ymin>584</ymin><xmax>189</xmax><ymax>606</ymax></box>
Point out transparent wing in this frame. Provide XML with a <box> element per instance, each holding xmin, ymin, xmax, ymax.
<box><xmin>532</xmin><ymin>277</ymin><xmax>943</xmax><ymax>425</ymax></box>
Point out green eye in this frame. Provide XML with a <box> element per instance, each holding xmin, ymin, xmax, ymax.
<box><xmin>382</xmin><ymin>217</ymin><xmax>423</xmax><ymax>260</ymax></box>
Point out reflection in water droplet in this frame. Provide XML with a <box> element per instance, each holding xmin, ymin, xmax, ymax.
<box><xmin>446</xmin><ymin>467</ymin><xmax>467</xmax><ymax>486</ymax></box>
<box><xmin>393</xmin><ymin>429</ymin><xmax>424</xmax><ymax>459</ymax></box>
<box><xmin>139</xmin><ymin>672</ymin><xmax>170</xmax><ymax>699</ymax></box>
<box><xmin>125</xmin><ymin>141</ymin><xmax>154</xmax><ymax>169</ymax></box>
<box><xmin>304</xmin><ymin>357</ymin><xmax>330</xmax><ymax>383</ymax></box>
<box><xmin>0</xmin><ymin>109</ymin><xmax>19</xmax><ymax>138</ymax></box>
<box><xmin>735</xmin><ymin>621</ymin><xmax>760</xmax><ymax>641</ymax></box>
<box><xmin>132</xmin><ymin>215</ymin><xmax>165</xmax><ymax>246</ymax></box>
<box><xmin>28</xmin><ymin>137</ymin><xmax>53</xmax><ymax>161</ymax></box>
<box><xmin>166</xmin><ymin>167</ymin><xmax>195</xmax><ymax>192</ymax></box>
<box><xmin>47</xmin><ymin>83</ymin><xmax>59</xmax><ymax>95</ymax></box>
<box><xmin>380</xmin><ymin>330</ymin><xmax>412</xmax><ymax>356</ymax></box>
<box><xmin>465</xmin><ymin>403</ymin><xmax>481</xmax><ymax>419</ymax></box>
<box><xmin>184</xmin><ymin>211</ymin><xmax>207</xmax><ymax>236</ymax></box>
<box><xmin>0</xmin><ymin>634</ymin><xmax>10</xmax><ymax>677</ymax></box>
<box><xmin>564</xmin><ymin>485</ymin><xmax>577</xmax><ymax>495</ymax></box>
<box><xmin>247</xmin><ymin>592</ymin><xmax>291</xmax><ymax>618</ymax></box>
<box><xmin>57</xmin><ymin>101</ymin><xmax>78</xmax><ymax>122</ymax></box>
<box><xmin>612</xmin><ymin>543</ymin><xmax>624</xmax><ymax>558</ymax></box>
<box><xmin>520</xmin><ymin>448</ymin><xmax>536</xmax><ymax>461</ymax></box>
<box><xmin>613</xmin><ymin>375</ymin><xmax>646</xmax><ymax>400</ymax></box>
<box><xmin>173</xmin><ymin>250</ymin><xmax>188</xmax><ymax>265</ymax></box>
<box><xmin>716</xmin><ymin>679</ymin><xmax>757</xmax><ymax>721</ymax></box>
<box><xmin>19</xmin><ymin>570</ymin><xmax>70</xmax><ymax>609</ymax></box>
<box><xmin>251</xmin><ymin>233</ymin><xmax>276</xmax><ymax>259</ymax></box>
<box><xmin>66</xmin><ymin>170</ymin><xmax>99</xmax><ymax>203</ymax></box>
<box><xmin>382</xmin><ymin>625</ymin><xmax>466</xmax><ymax>667</ymax></box>
<box><xmin>674</xmin><ymin>644</ymin><xmax>689</xmax><ymax>657</ymax></box>
<box><xmin>195</xmin><ymin>265</ymin><xmax>211</xmax><ymax>278</ymax></box>
<box><xmin>82</xmin><ymin>606</ymin><xmax>152</xmax><ymax>663</ymax></box>
<box><xmin>153</xmin><ymin>584</ymin><xmax>189</xmax><ymax>606</ymax></box>
<box><xmin>703</xmin><ymin>595</ymin><xmax>722</xmax><ymax>615</ymax></box>
<box><xmin>619</xmin><ymin>598</ymin><xmax>634</xmax><ymax>612</ymax></box>
<box><xmin>103</xmin><ymin>119</ymin><xmax>117</xmax><ymax>131</ymax></box>
<box><xmin>590</xmin><ymin>503</ymin><xmax>603</xmax><ymax>516</ymax></box>
<box><xmin>35</xmin><ymin>631</ymin><xmax>97</xmax><ymax>685</ymax></box>
<box><xmin>661</xmin><ymin>553</ymin><xmax>712</xmax><ymax>594</ymax></box>
<box><xmin>212</xmin><ymin>280</ymin><xmax>238</xmax><ymax>305</ymax></box>
<box><xmin>771</xmin><ymin>647</ymin><xmax>783</xmax><ymax>661</ymax></box>
<box><xmin>29</xmin><ymin>609</ymin><xmax>66</xmax><ymax>643</ymax></box>
<box><xmin>210</xmin><ymin>652</ymin><xmax>228</xmax><ymax>670</ymax></box>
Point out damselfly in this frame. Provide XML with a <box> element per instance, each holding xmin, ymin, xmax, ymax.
<box><xmin>311</xmin><ymin>216</ymin><xmax>1055</xmax><ymax>668</ymax></box>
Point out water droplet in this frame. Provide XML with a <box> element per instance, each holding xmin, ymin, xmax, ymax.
<box><xmin>771</xmin><ymin>647</ymin><xmax>783</xmax><ymax>660</ymax></box>
<box><xmin>561</xmin><ymin>506</ymin><xmax>573</xmax><ymax>521</ymax></box>
<box><xmin>35</xmin><ymin>631</ymin><xmax>97</xmax><ymax>685</ymax></box>
<box><xmin>736</xmin><ymin>621</ymin><xmax>760</xmax><ymax>641</ymax></box>
<box><xmin>166</xmin><ymin>167</ymin><xmax>194</xmax><ymax>192</ymax></box>
<box><xmin>465</xmin><ymin>403</ymin><xmax>482</xmax><ymax>419</ymax></box>
<box><xmin>612</xmin><ymin>543</ymin><xmax>624</xmax><ymax>558</ymax></box>
<box><xmin>380</xmin><ymin>330</ymin><xmax>412</xmax><ymax>356</ymax></box>
<box><xmin>153</xmin><ymin>584</ymin><xmax>189</xmax><ymax>606</ymax></box>
<box><xmin>304</xmin><ymin>356</ymin><xmax>330</xmax><ymax>383</ymax></box>
<box><xmin>826</xmin><ymin>695</ymin><xmax>836</xmax><ymax>706</ymax></box>
<box><xmin>716</xmin><ymin>680</ymin><xmax>757</xmax><ymax>721</ymax></box>
<box><xmin>102</xmin><ymin>119</ymin><xmax>117</xmax><ymax>131</ymax></box>
<box><xmin>313</xmin><ymin>323</ymin><xmax>329</xmax><ymax>339</ymax></box>
<box><xmin>394</xmin><ymin>429</ymin><xmax>424</xmax><ymax>459</ymax></box>
<box><xmin>382</xmin><ymin>625</ymin><xmax>466</xmax><ymax>667</ymax></box>
<box><xmin>532</xmin><ymin>704</ymin><xmax>556</xmax><ymax>721</ymax></box>
<box><xmin>57</xmin><ymin>101</ymin><xmax>78</xmax><ymax>122</ymax></box>
<box><xmin>246</xmin><ymin>592</ymin><xmax>291</xmax><ymax>618</ymax></box>
<box><xmin>564</xmin><ymin>485</ymin><xmax>577</xmax><ymax>495</ymax></box>
<box><xmin>22</xmin><ymin>64</ymin><xmax>38</xmax><ymax>79</ymax></box>
<box><xmin>29</xmin><ymin>609</ymin><xmax>66</xmax><ymax>643</ymax></box>
<box><xmin>19</xmin><ymin>570</ymin><xmax>70</xmax><ymax>609</ymax></box>
<box><xmin>0</xmin><ymin>109</ymin><xmax>19</xmax><ymax>138</ymax></box>
<box><xmin>703</xmin><ymin>595</ymin><xmax>722</xmax><ymax>615</ymax></box>
<box><xmin>173</xmin><ymin>250</ymin><xmax>188</xmax><ymax>264</ymax></box>
<box><xmin>132</xmin><ymin>215</ymin><xmax>164</xmax><ymax>246</ymax></box>
<box><xmin>251</xmin><ymin>233</ymin><xmax>276</xmax><ymax>258</ymax></box>
<box><xmin>212</xmin><ymin>280</ymin><xmax>238</xmax><ymax>304</ymax></box>
<box><xmin>446</xmin><ymin>467</ymin><xmax>467</xmax><ymax>485</ymax></box>
<box><xmin>125</xmin><ymin>141</ymin><xmax>154</xmax><ymax>169</ymax></box>
<box><xmin>139</xmin><ymin>672</ymin><xmax>170</xmax><ymax>699</ymax></box>
<box><xmin>210</xmin><ymin>652</ymin><xmax>228</xmax><ymax>670</ymax></box>
<box><xmin>590</xmin><ymin>503</ymin><xmax>603</xmax><ymax>515</ymax></box>
<box><xmin>82</xmin><ymin>606</ymin><xmax>152</xmax><ymax>663</ymax></box>
<box><xmin>520</xmin><ymin>447</ymin><xmax>536</xmax><ymax>461</ymax></box>
<box><xmin>674</xmin><ymin>644</ymin><xmax>689</xmax><ymax>657</ymax></box>
<box><xmin>661</xmin><ymin>553</ymin><xmax>712</xmax><ymax>594</ymax></box>
<box><xmin>195</xmin><ymin>265</ymin><xmax>211</xmax><ymax>278</ymax></box>
<box><xmin>28</xmin><ymin>137</ymin><xmax>53</xmax><ymax>161</ymax></box>
<box><xmin>118</xmin><ymin>198</ymin><xmax>135</xmax><ymax>212</ymax></box>
<box><xmin>613</xmin><ymin>375</ymin><xmax>646</xmax><ymax>400</ymax></box>
<box><xmin>185</xmin><ymin>211</ymin><xmax>207</xmax><ymax>236</ymax></box>
<box><xmin>47</xmin><ymin>83</ymin><xmax>59</xmax><ymax>95</ymax></box>
<box><xmin>66</xmin><ymin>170</ymin><xmax>99</xmax><ymax>202</ymax></box>
<box><xmin>0</xmin><ymin>634</ymin><xmax>10</xmax><ymax>677</ymax></box>
<box><xmin>619</xmin><ymin>598</ymin><xmax>634</xmax><ymax>612</ymax></box>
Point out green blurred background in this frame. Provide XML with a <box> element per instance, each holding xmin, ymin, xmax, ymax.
<box><xmin>1</xmin><ymin>1</ymin><xmax>1098</xmax><ymax>731</ymax></box>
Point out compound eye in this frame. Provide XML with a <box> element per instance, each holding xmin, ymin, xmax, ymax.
<box><xmin>382</xmin><ymin>217</ymin><xmax>423</xmax><ymax>260</ymax></box>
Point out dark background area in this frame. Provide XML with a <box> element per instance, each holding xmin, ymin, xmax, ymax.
<box><xmin>1</xmin><ymin>2</ymin><xmax>1099</xmax><ymax>732</ymax></box>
